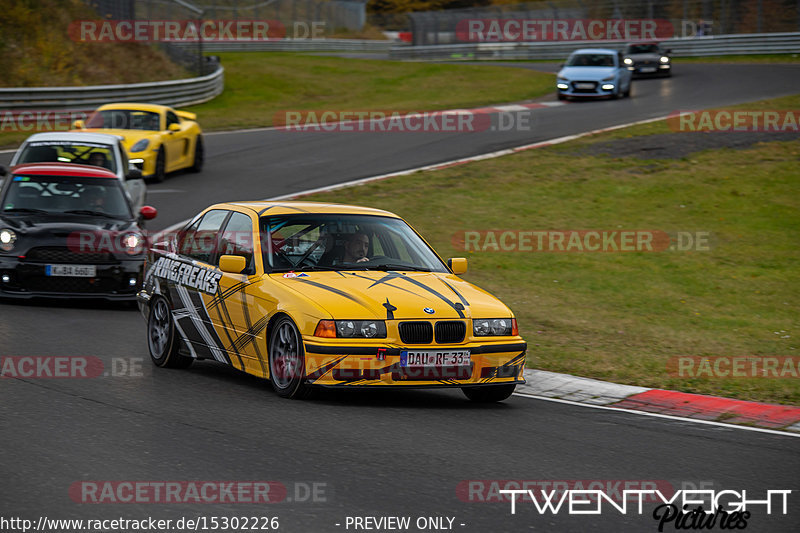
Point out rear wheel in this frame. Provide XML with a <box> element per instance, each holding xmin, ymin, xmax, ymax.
<box><xmin>462</xmin><ymin>384</ymin><xmax>516</xmax><ymax>403</ymax></box>
<box><xmin>153</xmin><ymin>147</ymin><xmax>166</xmax><ymax>182</ymax></box>
<box><xmin>190</xmin><ymin>136</ymin><xmax>204</xmax><ymax>173</ymax></box>
<box><xmin>148</xmin><ymin>297</ymin><xmax>193</xmax><ymax>368</ymax></box>
<box><xmin>268</xmin><ymin>316</ymin><xmax>311</xmax><ymax>399</ymax></box>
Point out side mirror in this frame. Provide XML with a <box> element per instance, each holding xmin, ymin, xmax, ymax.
<box><xmin>219</xmin><ymin>255</ymin><xmax>246</xmax><ymax>274</ymax></box>
<box><xmin>448</xmin><ymin>257</ymin><xmax>468</xmax><ymax>275</ymax></box>
<box><xmin>126</xmin><ymin>168</ymin><xmax>143</xmax><ymax>180</ymax></box>
<box><xmin>0</xmin><ymin>165</ymin><xmax>7</xmax><ymax>177</ymax></box>
<box><xmin>72</xmin><ymin>119</ymin><xmax>85</xmax><ymax>129</ymax></box>
<box><xmin>168</xmin><ymin>123</ymin><xmax>181</xmax><ymax>132</ymax></box>
<box><xmin>139</xmin><ymin>205</ymin><xmax>158</xmax><ymax>220</ymax></box>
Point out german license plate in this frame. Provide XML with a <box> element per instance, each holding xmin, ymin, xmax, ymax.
<box><xmin>45</xmin><ymin>264</ymin><xmax>96</xmax><ymax>277</ymax></box>
<box><xmin>401</xmin><ymin>350</ymin><xmax>471</xmax><ymax>367</ymax></box>
<box><xmin>575</xmin><ymin>82</ymin><xmax>595</xmax><ymax>89</ymax></box>
<box><xmin>640</xmin><ymin>67</ymin><xmax>656</xmax><ymax>73</ymax></box>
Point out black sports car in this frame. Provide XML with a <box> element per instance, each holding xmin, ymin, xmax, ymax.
<box><xmin>622</xmin><ymin>42</ymin><xmax>672</xmax><ymax>77</ymax></box>
<box><xmin>0</xmin><ymin>162</ymin><xmax>157</xmax><ymax>300</ymax></box>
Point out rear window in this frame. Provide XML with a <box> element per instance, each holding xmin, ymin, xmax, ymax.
<box><xmin>18</xmin><ymin>141</ymin><xmax>117</xmax><ymax>174</ymax></box>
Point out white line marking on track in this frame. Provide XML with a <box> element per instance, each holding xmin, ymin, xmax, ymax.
<box><xmin>513</xmin><ymin>392</ymin><xmax>800</xmax><ymax>437</ymax></box>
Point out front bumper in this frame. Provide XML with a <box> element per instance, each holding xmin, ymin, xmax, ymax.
<box><xmin>129</xmin><ymin>151</ymin><xmax>157</xmax><ymax>178</ymax></box>
<box><xmin>0</xmin><ymin>255</ymin><xmax>143</xmax><ymax>301</ymax></box>
<box><xmin>557</xmin><ymin>81</ymin><xmax>617</xmax><ymax>98</ymax></box>
<box><xmin>301</xmin><ymin>340</ymin><xmax>527</xmax><ymax>387</ymax></box>
<box><xmin>628</xmin><ymin>63</ymin><xmax>670</xmax><ymax>76</ymax></box>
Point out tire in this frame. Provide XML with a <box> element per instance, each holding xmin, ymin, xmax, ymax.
<box><xmin>190</xmin><ymin>136</ymin><xmax>204</xmax><ymax>173</ymax></box>
<box><xmin>148</xmin><ymin>297</ymin><xmax>193</xmax><ymax>369</ymax></box>
<box><xmin>462</xmin><ymin>384</ymin><xmax>516</xmax><ymax>403</ymax></box>
<box><xmin>268</xmin><ymin>316</ymin><xmax>311</xmax><ymax>399</ymax></box>
<box><xmin>557</xmin><ymin>92</ymin><xmax>566</xmax><ymax>101</ymax></box>
<box><xmin>153</xmin><ymin>147</ymin><xmax>166</xmax><ymax>183</ymax></box>
<box><xmin>624</xmin><ymin>83</ymin><xmax>632</xmax><ymax>98</ymax></box>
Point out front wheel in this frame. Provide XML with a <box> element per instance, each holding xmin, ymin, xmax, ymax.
<box><xmin>152</xmin><ymin>147</ymin><xmax>166</xmax><ymax>182</ymax></box>
<box><xmin>148</xmin><ymin>297</ymin><xmax>192</xmax><ymax>368</ymax></box>
<box><xmin>268</xmin><ymin>316</ymin><xmax>311</xmax><ymax>399</ymax></box>
<box><xmin>462</xmin><ymin>384</ymin><xmax>516</xmax><ymax>403</ymax></box>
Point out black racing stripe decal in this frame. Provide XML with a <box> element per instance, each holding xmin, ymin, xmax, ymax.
<box><xmin>394</xmin><ymin>276</ymin><xmax>465</xmax><ymax>318</ymax></box>
<box><xmin>207</xmin><ymin>280</ymin><xmax>250</xmax><ymax>310</ymax></box>
<box><xmin>440</xmin><ymin>278</ymin><xmax>470</xmax><ymax>307</ymax></box>
<box><xmin>306</xmin><ymin>355</ymin><xmax>348</xmax><ymax>380</ymax></box>
<box><xmin>231</xmin><ymin>314</ymin><xmax>270</xmax><ymax>353</ymax></box>
<box><xmin>292</xmin><ymin>278</ymin><xmax>373</xmax><ymax>311</ymax></box>
<box><xmin>383</xmin><ymin>298</ymin><xmax>397</xmax><ymax>320</ymax></box>
<box><xmin>213</xmin><ymin>294</ymin><xmax>246</xmax><ymax>370</ymax></box>
<box><xmin>345</xmin><ymin>272</ymin><xmax>420</xmax><ymax>297</ymax></box>
<box><xmin>259</xmin><ymin>204</ymin><xmax>310</xmax><ymax>215</ymax></box>
<box><xmin>240</xmin><ymin>297</ymin><xmax>267</xmax><ymax>375</ymax></box>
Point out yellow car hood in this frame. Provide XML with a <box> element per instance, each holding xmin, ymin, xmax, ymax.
<box><xmin>270</xmin><ymin>270</ymin><xmax>512</xmax><ymax>320</ymax></box>
<box><xmin>78</xmin><ymin>129</ymin><xmax>154</xmax><ymax>150</ymax></box>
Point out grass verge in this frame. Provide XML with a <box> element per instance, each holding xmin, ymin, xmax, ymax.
<box><xmin>299</xmin><ymin>94</ymin><xmax>800</xmax><ymax>406</ymax></box>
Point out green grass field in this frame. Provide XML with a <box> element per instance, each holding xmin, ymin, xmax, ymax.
<box><xmin>0</xmin><ymin>53</ymin><xmax>554</xmax><ymax>148</ymax></box>
<box><xmin>299</xmin><ymin>94</ymin><xmax>800</xmax><ymax>405</ymax></box>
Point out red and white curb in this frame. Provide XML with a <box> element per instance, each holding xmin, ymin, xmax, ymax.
<box><xmin>518</xmin><ymin>369</ymin><xmax>800</xmax><ymax>434</ymax></box>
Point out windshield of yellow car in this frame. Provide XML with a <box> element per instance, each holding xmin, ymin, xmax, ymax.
<box><xmin>86</xmin><ymin>110</ymin><xmax>161</xmax><ymax>131</ymax></box>
<box><xmin>18</xmin><ymin>141</ymin><xmax>117</xmax><ymax>173</ymax></box>
<box><xmin>260</xmin><ymin>214</ymin><xmax>449</xmax><ymax>273</ymax></box>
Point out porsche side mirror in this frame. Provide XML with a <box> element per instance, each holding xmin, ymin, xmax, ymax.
<box><xmin>168</xmin><ymin>123</ymin><xmax>181</xmax><ymax>133</ymax></box>
<box><xmin>448</xmin><ymin>257</ymin><xmax>468</xmax><ymax>275</ymax></box>
<box><xmin>72</xmin><ymin>119</ymin><xmax>85</xmax><ymax>129</ymax></box>
<box><xmin>219</xmin><ymin>255</ymin><xmax>246</xmax><ymax>274</ymax></box>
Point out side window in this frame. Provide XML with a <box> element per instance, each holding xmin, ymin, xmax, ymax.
<box><xmin>166</xmin><ymin>111</ymin><xmax>180</xmax><ymax>129</ymax></box>
<box><xmin>219</xmin><ymin>212</ymin><xmax>255</xmax><ymax>274</ymax></box>
<box><xmin>179</xmin><ymin>209</ymin><xmax>229</xmax><ymax>264</ymax></box>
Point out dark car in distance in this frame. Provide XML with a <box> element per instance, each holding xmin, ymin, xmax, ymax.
<box><xmin>0</xmin><ymin>163</ymin><xmax>157</xmax><ymax>300</ymax></box>
<box><xmin>622</xmin><ymin>42</ymin><xmax>672</xmax><ymax>77</ymax></box>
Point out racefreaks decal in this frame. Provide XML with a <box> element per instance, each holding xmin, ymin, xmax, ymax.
<box><xmin>152</xmin><ymin>257</ymin><xmax>221</xmax><ymax>294</ymax></box>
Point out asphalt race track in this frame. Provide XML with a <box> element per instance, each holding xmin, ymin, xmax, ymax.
<box><xmin>1</xmin><ymin>62</ymin><xmax>799</xmax><ymax>533</ymax></box>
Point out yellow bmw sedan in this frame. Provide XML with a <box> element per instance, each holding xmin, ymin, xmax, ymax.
<box><xmin>138</xmin><ymin>201</ymin><xmax>526</xmax><ymax>401</ymax></box>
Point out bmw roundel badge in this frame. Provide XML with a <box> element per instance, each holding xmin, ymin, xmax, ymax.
<box><xmin>423</xmin><ymin>307</ymin><xmax>435</xmax><ymax>314</ymax></box>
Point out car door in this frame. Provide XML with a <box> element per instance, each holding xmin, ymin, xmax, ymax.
<box><xmin>163</xmin><ymin>110</ymin><xmax>191</xmax><ymax>171</ymax></box>
<box><xmin>208</xmin><ymin>210</ymin><xmax>274</xmax><ymax>378</ymax></box>
<box><xmin>167</xmin><ymin>208</ymin><xmax>231</xmax><ymax>363</ymax></box>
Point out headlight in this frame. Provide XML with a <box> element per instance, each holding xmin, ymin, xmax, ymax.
<box><xmin>660</xmin><ymin>56</ymin><xmax>670</xmax><ymax>63</ymax></box>
<box><xmin>473</xmin><ymin>318</ymin><xmax>516</xmax><ymax>336</ymax></box>
<box><xmin>623</xmin><ymin>57</ymin><xmax>633</xmax><ymax>65</ymax></box>
<box><xmin>0</xmin><ymin>228</ymin><xmax>16</xmax><ymax>251</ymax></box>
<box><xmin>331</xmin><ymin>320</ymin><xmax>387</xmax><ymax>338</ymax></box>
<box><xmin>556</xmin><ymin>83</ymin><xmax>569</xmax><ymax>90</ymax></box>
<box><xmin>121</xmin><ymin>232</ymin><xmax>144</xmax><ymax>255</ymax></box>
<box><xmin>130</xmin><ymin>139</ymin><xmax>150</xmax><ymax>152</ymax></box>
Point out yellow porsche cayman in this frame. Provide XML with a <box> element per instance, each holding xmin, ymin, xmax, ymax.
<box><xmin>138</xmin><ymin>202</ymin><xmax>526</xmax><ymax>401</ymax></box>
<box><xmin>73</xmin><ymin>103</ymin><xmax>203</xmax><ymax>182</ymax></box>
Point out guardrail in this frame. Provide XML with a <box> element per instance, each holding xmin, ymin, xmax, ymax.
<box><xmin>0</xmin><ymin>64</ymin><xmax>224</xmax><ymax>113</ymax></box>
<box><xmin>390</xmin><ymin>32</ymin><xmax>800</xmax><ymax>60</ymax></box>
<box><xmin>175</xmin><ymin>39</ymin><xmax>394</xmax><ymax>53</ymax></box>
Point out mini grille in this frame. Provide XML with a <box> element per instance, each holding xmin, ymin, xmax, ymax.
<box><xmin>25</xmin><ymin>247</ymin><xmax>115</xmax><ymax>264</ymax></box>
<box><xmin>435</xmin><ymin>321</ymin><xmax>466</xmax><ymax>343</ymax></box>
<box><xmin>398</xmin><ymin>321</ymin><xmax>433</xmax><ymax>344</ymax></box>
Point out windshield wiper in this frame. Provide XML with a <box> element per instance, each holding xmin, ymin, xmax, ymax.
<box><xmin>369</xmin><ymin>264</ymin><xmax>431</xmax><ymax>272</ymax></box>
<box><xmin>63</xmin><ymin>209</ymin><xmax>120</xmax><ymax>219</ymax></box>
<box><xmin>2</xmin><ymin>207</ymin><xmax>51</xmax><ymax>215</ymax></box>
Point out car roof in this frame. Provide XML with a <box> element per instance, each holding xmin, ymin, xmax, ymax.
<box><xmin>97</xmin><ymin>102</ymin><xmax>171</xmax><ymax>114</ymax></box>
<box><xmin>10</xmin><ymin>162</ymin><xmax>119</xmax><ymax>179</ymax></box>
<box><xmin>218</xmin><ymin>201</ymin><xmax>401</xmax><ymax>218</ymax></box>
<box><xmin>570</xmin><ymin>48</ymin><xmax>619</xmax><ymax>55</ymax></box>
<box><xmin>21</xmin><ymin>131</ymin><xmax>122</xmax><ymax>144</ymax></box>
